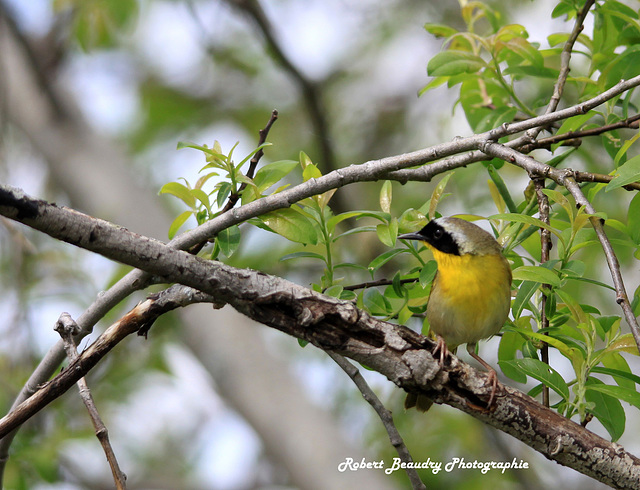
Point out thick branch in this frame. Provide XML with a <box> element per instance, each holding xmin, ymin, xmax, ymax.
<box><xmin>1</xmin><ymin>186</ymin><xmax>639</xmax><ymax>487</ymax></box>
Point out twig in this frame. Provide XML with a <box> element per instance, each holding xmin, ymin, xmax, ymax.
<box><xmin>574</xmin><ymin>170</ymin><xmax>640</xmax><ymax>191</ymax></box>
<box><xmin>384</xmin><ymin>76</ymin><xmax>640</xmax><ymax>184</ymax></box>
<box><xmin>533</xmin><ymin>178</ymin><xmax>551</xmax><ymax>408</ymax></box>
<box><xmin>342</xmin><ymin>277</ymin><xmax>418</xmax><ymax>291</ymax></box>
<box><xmin>0</xmin><ymin>282</ymin><xmax>215</xmax><ymax>437</ymax></box>
<box><xmin>220</xmin><ymin>109</ymin><xmax>279</xmax><ymax>214</ymax></box>
<box><xmin>188</xmin><ymin>109</ymin><xmax>279</xmax><ymax>255</ymax></box>
<box><xmin>524</xmin><ymin>0</ymin><xmax>595</xmax><ymax>142</ymax></box>
<box><xmin>326</xmin><ymin>352</ymin><xmax>426</xmax><ymax>490</ymax></box>
<box><xmin>525</xmin><ymin>113</ymin><xmax>640</xmax><ymax>152</ymax></box>
<box><xmin>226</xmin><ymin>0</ymin><xmax>337</xmax><ymax>172</ymax></box>
<box><xmin>55</xmin><ymin>313</ymin><xmax>127</xmax><ymax>490</ymax></box>
<box><xmin>475</xmin><ymin>141</ymin><xmax>640</xmax><ymax>352</ymax></box>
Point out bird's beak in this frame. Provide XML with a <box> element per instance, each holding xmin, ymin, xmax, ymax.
<box><xmin>397</xmin><ymin>232</ymin><xmax>425</xmax><ymax>241</ymax></box>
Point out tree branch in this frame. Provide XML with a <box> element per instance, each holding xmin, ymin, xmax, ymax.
<box><xmin>1</xmin><ymin>186</ymin><xmax>640</xmax><ymax>487</ymax></box>
<box><xmin>326</xmin><ymin>352</ymin><xmax>425</xmax><ymax>490</ymax></box>
<box><xmin>55</xmin><ymin>313</ymin><xmax>127</xmax><ymax>490</ymax></box>
<box><xmin>159</xmin><ymin>74</ymin><xmax>640</xmax><ymax>252</ymax></box>
<box><xmin>225</xmin><ymin>0</ymin><xmax>337</xmax><ymax>175</ymax></box>
<box><xmin>533</xmin><ymin>178</ymin><xmax>551</xmax><ymax>408</ymax></box>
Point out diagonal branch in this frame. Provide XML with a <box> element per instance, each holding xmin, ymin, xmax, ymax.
<box><xmin>541</xmin><ymin>0</ymin><xmax>595</xmax><ymax>117</ymax></box>
<box><xmin>166</xmin><ymin>75</ymin><xmax>640</xmax><ymax>250</ymax></box>
<box><xmin>55</xmin><ymin>313</ymin><xmax>127</xmax><ymax>490</ymax></box>
<box><xmin>1</xmin><ymin>185</ymin><xmax>640</xmax><ymax>488</ymax></box>
<box><xmin>326</xmin><ymin>352</ymin><xmax>425</xmax><ymax>490</ymax></box>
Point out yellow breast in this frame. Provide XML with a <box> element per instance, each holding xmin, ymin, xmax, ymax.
<box><xmin>426</xmin><ymin>247</ymin><xmax>511</xmax><ymax>349</ymax></box>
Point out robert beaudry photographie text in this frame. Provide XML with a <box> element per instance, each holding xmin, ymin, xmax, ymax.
<box><xmin>338</xmin><ymin>457</ymin><xmax>530</xmax><ymax>475</ymax></box>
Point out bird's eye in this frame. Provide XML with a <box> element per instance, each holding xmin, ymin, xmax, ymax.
<box><xmin>432</xmin><ymin>228</ymin><xmax>444</xmax><ymax>240</ymax></box>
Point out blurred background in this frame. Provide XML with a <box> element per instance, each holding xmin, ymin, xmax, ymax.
<box><xmin>0</xmin><ymin>0</ymin><xmax>636</xmax><ymax>488</ymax></box>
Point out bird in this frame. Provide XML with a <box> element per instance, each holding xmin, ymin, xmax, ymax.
<box><xmin>398</xmin><ymin>216</ymin><xmax>512</xmax><ymax>410</ymax></box>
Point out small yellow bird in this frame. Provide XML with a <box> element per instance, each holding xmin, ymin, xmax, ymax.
<box><xmin>398</xmin><ymin>217</ymin><xmax>512</xmax><ymax>409</ymax></box>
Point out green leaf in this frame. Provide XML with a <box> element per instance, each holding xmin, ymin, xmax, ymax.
<box><xmin>327</xmin><ymin>211</ymin><xmax>366</xmax><ymax>232</ymax></box>
<box><xmin>302</xmin><ymin>163</ymin><xmax>322</xmax><ymax>181</ymax></box>
<box><xmin>191</xmin><ymin>188</ymin><xmax>211</xmax><ymax>213</ymax></box>
<box><xmin>280</xmin><ymin>251</ymin><xmax>326</xmax><ymax>262</ymax></box>
<box><xmin>260</xmin><ymin>208</ymin><xmax>319</xmax><ymax>245</ymax></box>
<box><xmin>586</xmin><ymin>384</ymin><xmax>640</xmax><ymax>410</ymax></box>
<box><xmin>498</xmin><ymin>331</ymin><xmax>527</xmax><ymax>383</ymax></box>
<box><xmin>427</xmin><ymin>50</ymin><xmax>486</xmax><ymax>76</ymax></box>
<box><xmin>429</xmin><ymin>173</ymin><xmax>453</xmax><ymax>219</ymax></box>
<box><xmin>512</xmin><ymin>265</ymin><xmax>561</xmax><ymax>287</ymax></box>
<box><xmin>628</xmin><ymin>193</ymin><xmax>640</xmax><ymax>245</ymax></box>
<box><xmin>217</xmin><ymin>225</ymin><xmax>241</xmax><ymax>257</ymax></box>
<box><xmin>380</xmin><ymin>181</ymin><xmax>392</xmax><ymax>214</ymax></box>
<box><xmin>554</xmin><ymin>112</ymin><xmax>597</xmax><ymax>144</ymax></box>
<box><xmin>591</xmin><ymin>366</ymin><xmax>640</xmax><ymax>388</ymax></box>
<box><xmin>600</xmin><ymin>45</ymin><xmax>640</xmax><ymax>90</ymax></box>
<box><xmin>368</xmin><ymin>249</ymin><xmax>405</xmax><ymax>272</ymax></box>
<box><xmin>253</xmin><ymin>160</ymin><xmax>298</xmax><ymax>192</ymax></box>
<box><xmin>490</xmin><ymin>213</ymin><xmax>563</xmax><ymax>241</ymax></box>
<box><xmin>424</xmin><ymin>23</ymin><xmax>458</xmax><ymax>38</ymax></box>
<box><xmin>167</xmin><ymin>210</ymin><xmax>192</xmax><ymax>239</ymax></box>
<box><xmin>487</xmin><ymin>165</ymin><xmax>517</xmax><ymax>213</ymax></box>
<box><xmin>551</xmin><ymin>2</ymin><xmax>576</xmax><ymax>19</ymax></box>
<box><xmin>502</xmin><ymin>65</ymin><xmax>559</xmax><ymax>79</ymax></box>
<box><xmin>511</xmin><ymin>280</ymin><xmax>538</xmax><ymax>319</ymax></box>
<box><xmin>613</xmin><ymin>131</ymin><xmax>640</xmax><ymax>166</ymax></box>
<box><xmin>376</xmin><ymin>219</ymin><xmax>398</xmax><ymax>248</ymax></box>
<box><xmin>324</xmin><ymin>285</ymin><xmax>344</xmax><ymax>299</ymax></box>
<box><xmin>159</xmin><ymin>182</ymin><xmax>196</xmax><ymax>208</ymax></box>
<box><xmin>363</xmin><ymin>288</ymin><xmax>392</xmax><ymax>315</ymax></box>
<box><xmin>216</xmin><ymin>181</ymin><xmax>232</xmax><ymax>208</ymax></box>
<box><xmin>585</xmin><ymin>377</ymin><xmax>626</xmax><ymax>442</ymax></box>
<box><xmin>506</xmin><ymin>326</ymin><xmax>577</xmax><ymax>360</ymax></box>
<box><xmin>419</xmin><ymin>260</ymin><xmax>438</xmax><ymax>288</ymax></box>
<box><xmin>607</xmin><ymin>154</ymin><xmax>640</xmax><ymax>191</ymax></box>
<box><xmin>476</xmin><ymin>106</ymin><xmax>518</xmax><ymax>133</ymax></box>
<box><xmin>501</xmin><ymin>358</ymin><xmax>570</xmax><ymax>399</ymax></box>
<box><xmin>605</xmin><ymin>333</ymin><xmax>639</xmax><ymax>355</ymax></box>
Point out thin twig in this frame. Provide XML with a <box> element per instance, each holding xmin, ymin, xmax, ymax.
<box><xmin>189</xmin><ymin>109</ymin><xmax>279</xmax><ymax>255</ymax></box>
<box><xmin>574</xmin><ymin>170</ymin><xmax>640</xmax><ymax>191</ymax></box>
<box><xmin>525</xmin><ymin>113</ymin><xmax>640</xmax><ymax>152</ymax></box>
<box><xmin>0</xmin><ymin>283</ymin><xmax>216</xmax><ymax>437</ymax></box>
<box><xmin>524</xmin><ymin>0</ymin><xmax>595</xmax><ymax>141</ymax></box>
<box><xmin>221</xmin><ymin>109</ymin><xmax>278</xmax><ymax>214</ymax></box>
<box><xmin>327</xmin><ymin>352</ymin><xmax>426</xmax><ymax>490</ymax></box>
<box><xmin>533</xmin><ymin>178</ymin><xmax>551</xmax><ymax>408</ymax></box>
<box><xmin>342</xmin><ymin>277</ymin><xmax>418</xmax><ymax>292</ymax></box>
<box><xmin>55</xmin><ymin>313</ymin><xmax>127</xmax><ymax>490</ymax></box>
<box><xmin>226</xmin><ymin>0</ymin><xmax>336</xmax><ymax>171</ymax></box>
